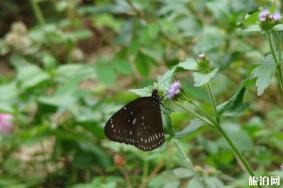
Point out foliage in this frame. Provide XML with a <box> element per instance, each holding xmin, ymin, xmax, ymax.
<box><xmin>0</xmin><ymin>0</ymin><xmax>283</xmax><ymax>188</ymax></box>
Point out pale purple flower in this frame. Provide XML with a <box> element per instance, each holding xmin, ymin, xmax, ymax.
<box><xmin>259</xmin><ymin>9</ymin><xmax>269</xmax><ymax>21</ymax></box>
<box><xmin>272</xmin><ymin>12</ymin><xmax>281</xmax><ymax>21</ymax></box>
<box><xmin>0</xmin><ymin>114</ymin><xmax>13</xmax><ymax>135</ymax></box>
<box><xmin>167</xmin><ymin>81</ymin><xmax>181</xmax><ymax>99</ymax></box>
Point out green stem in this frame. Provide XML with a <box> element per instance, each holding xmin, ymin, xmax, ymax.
<box><xmin>267</xmin><ymin>32</ymin><xmax>283</xmax><ymax>95</ymax></box>
<box><xmin>175</xmin><ymin>103</ymin><xmax>213</xmax><ymax>126</ymax></box>
<box><xmin>142</xmin><ymin>160</ymin><xmax>149</xmax><ymax>184</ymax></box>
<box><xmin>172</xmin><ymin>139</ymin><xmax>208</xmax><ymax>188</ymax></box>
<box><xmin>30</xmin><ymin>0</ymin><xmax>45</xmax><ymax>26</ymax></box>
<box><xmin>214</xmin><ymin>123</ymin><xmax>255</xmax><ymax>176</ymax></box>
<box><xmin>206</xmin><ymin>82</ymin><xmax>261</xmax><ymax>188</ymax></box>
<box><xmin>182</xmin><ymin>91</ymin><xmax>216</xmax><ymax>125</ymax></box>
<box><xmin>206</xmin><ymin>83</ymin><xmax>219</xmax><ymax>123</ymax></box>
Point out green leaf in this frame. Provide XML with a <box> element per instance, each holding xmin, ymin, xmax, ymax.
<box><xmin>243</xmin><ymin>12</ymin><xmax>259</xmax><ymax>26</ymax></box>
<box><xmin>129</xmin><ymin>86</ymin><xmax>153</xmax><ymax>97</ymax></box>
<box><xmin>55</xmin><ymin>72</ymin><xmax>86</xmax><ymax>95</ymax></box>
<box><xmin>221</xmin><ymin>123</ymin><xmax>253</xmax><ymax>151</ymax></box>
<box><xmin>204</xmin><ymin>177</ymin><xmax>224</xmax><ymax>188</ymax></box>
<box><xmin>178</xmin><ymin>58</ymin><xmax>198</xmax><ymax>71</ymax></box>
<box><xmin>163</xmin><ymin>181</ymin><xmax>180</xmax><ymax>188</ymax></box>
<box><xmin>187</xmin><ymin>178</ymin><xmax>205</xmax><ymax>188</ymax></box>
<box><xmin>176</xmin><ymin>119</ymin><xmax>206</xmax><ymax>138</ymax></box>
<box><xmin>39</xmin><ymin>94</ymin><xmax>77</xmax><ymax>107</ymax></box>
<box><xmin>172</xmin><ymin>168</ymin><xmax>193</xmax><ymax>179</ymax></box>
<box><xmin>273</xmin><ymin>24</ymin><xmax>283</xmax><ymax>31</ymax></box>
<box><xmin>135</xmin><ymin>51</ymin><xmax>154</xmax><ymax>77</ymax></box>
<box><xmin>16</xmin><ymin>63</ymin><xmax>49</xmax><ymax>89</ymax></box>
<box><xmin>113</xmin><ymin>59</ymin><xmax>132</xmax><ymax>75</ymax></box>
<box><xmin>242</xmin><ymin>25</ymin><xmax>261</xmax><ymax>32</ymax></box>
<box><xmin>194</xmin><ymin>27</ymin><xmax>225</xmax><ymax>52</ymax></box>
<box><xmin>56</xmin><ymin>64</ymin><xmax>94</xmax><ymax>78</ymax></box>
<box><xmin>95</xmin><ymin>64</ymin><xmax>117</xmax><ymax>85</ymax></box>
<box><xmin>66</xmin><ymin>29</ymin><xmax>93</xmax><ymax>40</ymax></box>
<box><xmin>251</xmin><ymin>55</ymin><xmax>276</xmax><ymax>95</ymax></box>
<box><xmin>149</xmin><ymin>171</ymin><xmax>179</xmax><ymax>188</ymax></box>
<box><xmin>217</xmin><ymin>87</ymin><xmax>247</xmax><ymax>115</ymax></box>
<box><xmin>193</xmin><ymin>68</ymin><xmax>218</xmax><ymax>87</ymax></box>
<box><xmin>157</xmin><ymin>67</ymin><xmax>176</xmax><ymax>91</ymax></box>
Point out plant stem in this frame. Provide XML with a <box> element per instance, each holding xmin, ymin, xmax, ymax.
<box><xmin>214</xmin><ymin>123</ymin><xmax>255</xmax><ymax>176</ymax></box>
<box><xmin>267</xmin><ymin>32</ymin><xmax>283</xmax><ymax>95</ymax></box>
<box><xmin>206</xmin><ymin>83</ymin><xmax>218</xmax><ymax>123</ymax></box>
<box><xmin>175</xmin><ymin>103</ymin><xmax>213</xmax><ymax>126</ymax></box>
<box><xmin>172</xmin><ymin>139</ymin><xmax>208</xmax><ymax>188</ymax></box>
<box><xmin>141</xmin><ymin>160</ymin><xmax>149</xmax><ymax>185</ymax></box>
<box><xmin>30</xmin><ymin>0</ymin><xmax>45</xmax><ymax>26</ymax></box>
<box><xmin>206</xmin><ymin>82</ymin><xmax>261</xmax><ymax>188</ymax></box>
<box><xmin>182</xmin><ymin>91</ymin><xmax>216</xmax><ymax>125</ymax></box>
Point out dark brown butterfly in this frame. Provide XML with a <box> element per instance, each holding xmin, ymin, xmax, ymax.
<box><xmin>104</xmin><ymin>89</ymin><xmax>165</xmax><ymax>151</ymax></box>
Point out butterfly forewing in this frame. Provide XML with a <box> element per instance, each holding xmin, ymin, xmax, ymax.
<box><xmin>104</xmin><ymin>91</ymin><xmax>165</xmax><ymax>151</ymax></box>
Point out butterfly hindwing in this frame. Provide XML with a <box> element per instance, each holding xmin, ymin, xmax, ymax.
<box><xmin>104</xmin><ymin>91</ymin><xmax>165</xmax><ymax>151</ymax></box>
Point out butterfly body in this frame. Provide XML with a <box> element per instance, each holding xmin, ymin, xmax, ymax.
<box><xmin>104</xmin><ymin>89</ymin><xmax>165</xmax><ymax>151</ymax></box>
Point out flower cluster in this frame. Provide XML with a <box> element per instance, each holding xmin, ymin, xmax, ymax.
<box><xmin>0</xmin><ymin>114</ymin><xmax>13</xmax><ymax>135</ymax></box>
<box><xmin>259</xmin><ymin>9</ymin><xmax>281</xmax><ymax>22</ymax></box>
<box><xmin>167</xmin><ymin>81</ymin><xmax>181</xmax><ymax>99</ymax></box>
<box><xmin>258</xmin><ymin>9</ymin><xmax>281</xmax><ymax>31</ymax></box>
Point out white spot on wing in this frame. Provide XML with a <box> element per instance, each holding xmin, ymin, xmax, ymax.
<box><xmin>132</xmin><ymin>118</ymin><xmax>137</xmax><ymax>125</ymax></box>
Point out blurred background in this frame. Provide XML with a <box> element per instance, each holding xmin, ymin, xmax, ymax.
<box><xmin>0</xmin><ymin>0</ymin><xmax>282</xmax><ymax>187</ymax></box>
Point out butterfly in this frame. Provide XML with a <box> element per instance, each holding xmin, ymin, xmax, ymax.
<box><xmin>104</xmin><ymin>89</ymin><xmax>165</xmax><ymax>151</ymax></box>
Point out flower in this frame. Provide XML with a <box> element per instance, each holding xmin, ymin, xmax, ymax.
<box><xmin>259</xmin><ymin>9</ymin><xmax>269</xmax><ymax>21</ymax></box>
<box><xmin>272</xmin><ymin>12</ymin><xmax>281</xmax><ymax>21</ymax></box>
<box><xmin>0</xmin><ymin>114</ymin><xmax>13</xmax><ymax>135</ymax></box>
<box><xmin>167</xmin><ymin>80</ymin><xmax>181</xmax><ymax>99</ymax></box>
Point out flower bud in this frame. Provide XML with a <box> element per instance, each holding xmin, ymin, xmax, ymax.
<box><xmin>113</xmin><ymin>154</ymin><xmax>126</xmax><ymax>166</ymax></box>
<box><xmin>196</xmin><ymin>53</ymin><xmax>211</xmax><ymax>73</ymax></box>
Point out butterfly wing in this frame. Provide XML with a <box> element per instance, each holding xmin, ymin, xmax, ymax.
<box><xmin>104</xmin><ymin>97</ymin><xmax>165</xmax><ymax>151</ymax></box>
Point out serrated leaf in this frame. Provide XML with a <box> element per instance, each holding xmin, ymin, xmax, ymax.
<box><xmin>176</xmin><ymin>119</ymin><xmax>206</xmax><ymax>138</ymax></box>
<box><xmin>178</xmin><ymin>58</ymin><xmax>198</xmax><ymax>71</ymax></box>
<box><xmin>157</xmin><ymin>67</ymin><xmax>176</xmax><ymax>91</ymax></box>
<box><xmin>193</xmin><ymin>68</ymin><xmax>218</xmax><ymax>87</ymax></box>
<box><xmin>273</xmin><ymin>24</ymin><xmax>283</xmax><ymax>31</ymax></box>
<box><xmin>251</xmin><ymin>55</ymin><xmax>276</xmax><ymax>95</ymax></box>
<box><xmin>217</xmin><ymin>87</ymin><xmax>247</xmax><ymax>115</ymax></box>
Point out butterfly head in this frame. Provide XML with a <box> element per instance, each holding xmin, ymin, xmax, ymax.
<box><xmin>151</xmin><ymin>89</ymin><xmax>161</xmax><ymax>105</ymax></box>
